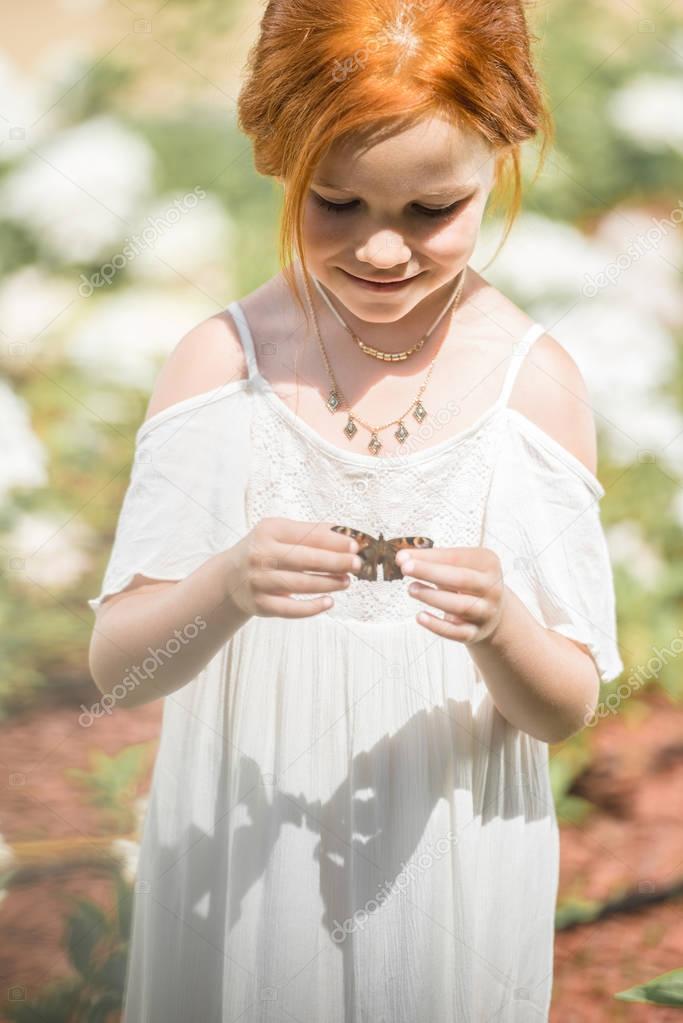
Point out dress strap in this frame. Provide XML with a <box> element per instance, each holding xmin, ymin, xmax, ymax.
<box><xmin>225</xmin><ymin>300</ymin><xmax>259</xmax><ymax>383</ymax></box>
<box><xmin>498</xmin><ymin>322</ymin><xmax>546</xmax><ymax>409</ymax></box>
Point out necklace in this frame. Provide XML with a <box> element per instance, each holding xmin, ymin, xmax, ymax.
<box><xmin>313</xmin><ymin>273</ymin><xmax>452</xmax><ymax>362</ymax></box>
<box><xmin>300</xmin><ymin>265</ymin><xmax>467</xmax><ymax>455</ymax></box>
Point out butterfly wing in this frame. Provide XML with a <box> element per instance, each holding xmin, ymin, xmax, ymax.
<box><xmin>331</xmin><ymin>525</ymin><xmax>379</xmax><ymax>581</ymax></box>
<box><xmin>383</xmin><ymin>535</ymin><xmax>434</xmax><ymax>581</ymax></box>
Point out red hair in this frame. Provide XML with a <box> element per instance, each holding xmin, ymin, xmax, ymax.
<box><xmin>237</xmin><ymin>0</ymin><xmax>553</xmax><ymax>319</ymax></box>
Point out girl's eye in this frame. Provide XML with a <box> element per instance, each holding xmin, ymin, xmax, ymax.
<box><xmin>417</xmin><ymin>199</ymin><xmax>467</xmax><ymax>218</ymax></box>
<box><xmin>311</xmin><ymin>192</ymin><xmax>467</xmax><ymax>219</ymax></box>
<box><xmin>314</xmin><ymin>196</ymin><xmax>358</xmax><ymax>214</ymax></box>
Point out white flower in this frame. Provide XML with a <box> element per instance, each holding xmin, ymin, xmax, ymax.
<box><xmin>133</xmin><ymin>795</ymin><xmax>148</xmax><ymax>840</ymax></box>
<box><xmin>606</xmin><ymin>521</ymin><xmax>664</xmax><ymax>589</ymax></box>
<box><xmin>473</xmin><ymin>212</ymin><xmax>610</xmax><ymax>303</ymax></box>
<box><xmin>474</xmin><ymin>206</ymin><xmax>683</xmax><ymax>477</ymax></box>
<box><xmin>0</xmin><ymin>115</ymin><xmax>156</xmax><ymax>263</ymax></box>
<box><xmin>6</xmin><ymin>511</ymin><xmax>95</xmax><ymax>589</ymax></box>
<box><xmin>0</xmin><ymin>52</ymin><xmax>55</xmax><ymax>161</ymax></box>
<box><xmin>671</xmin><ymin>31</ymin><xmax>683</xmax><ymax>66</ymax></box>
<box><xmin>589</xmin><ymin>205</ymin><xmax>683</xmax><ymax>322</ymax></box>
<box><xmin>607</xmin><ymin>74</ymin><xmax>683</xmax><ymax>153</ymax></box>
<box><xmin>111</xmin><ymin>838</ymin><xmax>139</xmax><ymax>883</ymax></box>
<box><xmin>522</xmin><ymin>299</ymin><xmax>683</xmax><ymax>474</ymax></box>
<box><xmin>0</xmin><ymin>266</ymin><xmax>75</xmax><ymax>345</ymax></box>
<box><xmin>0</xmin><ymin>833</ymin><xmax>14</xmax><ymax>912</ymax></box>
<box><xmin>0</xmin><ymin>833</ymin><xmax>15</xmax><ymax>872</ymax></box>
<box><xmin>0</xmin><ymin>381</ymin><xmax>48</xmax><ymax>502</ymax></box>
<box><xmin>128</xmin><ymin>191</ymin><xmax>234</xmax><ymax>283</ymax></box>
<box><xmin>69</xmin><ymin>287</ymin><xmax>219</xmax><ymax>388</ymax></box>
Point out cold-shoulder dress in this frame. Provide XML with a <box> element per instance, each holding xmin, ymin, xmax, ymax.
<box><xmin>88</xmin><ymin>300</ymin><xmax>623</xmax><ymax>1023</ymax></box>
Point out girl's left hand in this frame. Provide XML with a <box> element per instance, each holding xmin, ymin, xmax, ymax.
<box><xmin>395</xmin><ymin>545</ymin><xmax>506</xmax><ymax>644</ymax></box>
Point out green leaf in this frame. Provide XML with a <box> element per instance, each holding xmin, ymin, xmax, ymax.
<box><xmin>84</xmin><ymin>989</ymin><xmax>123</xmax><ymax>1022</ymax></box>
<box><xmin>65</xmin><ymin>897</ymin><xmax>108</xmax><ymax>978</ymax></box>
<box><xmin>94</xmin><ymin>946</ymin><xmax>129</xmax><ymax>992</ymax></box>
<box><xmin>555</xmin><ymin>794</ymin><xmax>594</xmax><ymax>826</ymax></box>
<box><xmin>555</xmin><ymin>896</ymin><xmax>600</xmax><ymax>930</ymax></box>
<box><xmin>5</xmin><ymin>977</ymin><xmax>83</xmax><ymax>1022</ymax></box>
<box><xmin>615</xmin><ymin>968</ymin><xmax>683</xmax><ymax>1006</ymax></box>
<box><xmin>115</xmin><ymin>873</ymin><xmax>134</xmax><ymax>940</ymax></box>
<box><xmin>64</xmin><ymin>744</ymin><xmax>152</xmax><ymax>830</ymax></box>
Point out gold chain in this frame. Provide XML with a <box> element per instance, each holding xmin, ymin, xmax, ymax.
<box><xmin>350</xmin><ymin>331</ymin><xmax>427</xmax><ymax>361</ymax></box>
<box><xmin>300</xmin><ymin>266</ymin><xmax>467</xmax><ymax>455</ymax></box>
<box><xmin>313</xmin><ymin>274</ymin><xmax>447</xmax><ymax>361</ymax></box>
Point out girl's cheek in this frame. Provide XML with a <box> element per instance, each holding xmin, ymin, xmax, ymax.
<box><xmin>302</xmin><ymin>204</ymin><xmax>343</xmax><ymax>249</ymax></box>
<box><xmin>426</xmin><ymin>206</ymin><xmax>484</xmax><ymax>259</ymax></box>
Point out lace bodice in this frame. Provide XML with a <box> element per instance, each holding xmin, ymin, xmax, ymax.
<box><xmin>230</xmin><ymin>301</ymin><xmax>545</xmax><ymax>624</ymax></box>
<box><xmin>246</xmin><ymin>387</ymin><xmax>508</xmax><ymax>624</ymax></box>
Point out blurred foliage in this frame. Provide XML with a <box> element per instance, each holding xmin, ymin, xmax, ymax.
<box><xmin>549</xmin><ymin>738</ymin><xmax>596</xmax><ymax>826</ymax></box>
<box><xmin>528</xmin><ymin>1</ymin><xmax>683</xmax><ymax>221</ymax></box>
<box><xmin>65</xmin><ymin>745</ymin><xmax>154</xmax><ymax>833</ymax></box>
<box><xmin>5</xmin><ymin>872</ymin><xmax>133</xmax><ymax>1023</ymax></box>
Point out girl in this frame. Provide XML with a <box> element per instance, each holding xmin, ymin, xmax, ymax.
<box><xmin>88</xmin><ymin>1</ymin><xmax>623</xmax><ymax>1020</ymax></box>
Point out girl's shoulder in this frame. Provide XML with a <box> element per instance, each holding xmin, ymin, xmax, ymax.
<box><xmin>464</xmin><ymin>270</ymin><xmax>599</xmax><ymax>483</ymax></box>
<box><xmin>141</xmin><ymin>270</ymin><xmax>291</xmax><ymax>429</ymax></box>
<box><xmin>141</xmin><ymin>308</ymin><xmax>252</xmax><ymax>428</ymax></box>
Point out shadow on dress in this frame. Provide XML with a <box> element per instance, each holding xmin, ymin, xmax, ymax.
<box><xmin>127</xmin><ymin>694</ymin><xmax>554</xmax><ymax>1022</ymax></box>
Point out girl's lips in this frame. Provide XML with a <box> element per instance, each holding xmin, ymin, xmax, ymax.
<box><xmin>340</xmin><ymin>269</ymin><xmax>424</xmax><ymax>290</ymax></box>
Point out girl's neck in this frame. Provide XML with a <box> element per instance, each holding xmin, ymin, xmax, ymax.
<box><xmin>295</xmin><ymin>258</ymin><xmax>473</xmax><ymax>358</ymax></box>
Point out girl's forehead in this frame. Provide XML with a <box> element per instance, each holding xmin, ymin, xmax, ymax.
<box><xmin>315</xmin><ymin>121</ymin><xmax>495</xmax><ymax>193</ymax></box>
<box><xmin>316</xmin><ymin>117</ymin><xmax>492</xmax><ymax>180</ymax></box>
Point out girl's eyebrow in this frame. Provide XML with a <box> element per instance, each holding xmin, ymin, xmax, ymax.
<box><xmin>313</xmin><ymin>179</ymin><xmax>475</xmax><ymax>197</ymax></box>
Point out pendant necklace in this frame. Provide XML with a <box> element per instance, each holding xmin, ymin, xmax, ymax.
<box><xmin>299</xmin><ymin>265</ymin><xmax>467</xmax><ymax>455</ymax></box>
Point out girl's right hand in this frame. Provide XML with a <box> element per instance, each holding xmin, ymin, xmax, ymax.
<box><xmin>225</xmin><ymin>517</ymin><xmax>362</xmax><ymax>619</ymax></box>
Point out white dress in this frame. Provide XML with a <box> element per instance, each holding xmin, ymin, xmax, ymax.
<box><xmin>88</xmin><ymin>300</ymin><xmax>623</xmax><ymax>1023</ymax></box>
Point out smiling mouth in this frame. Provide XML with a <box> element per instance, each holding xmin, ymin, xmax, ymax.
<box><xmin>342</xmin><ymin>269</ymin><xmax>423</xmax><ymax>284</ymax></box>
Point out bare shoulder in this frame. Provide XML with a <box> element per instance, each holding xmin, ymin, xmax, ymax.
<box><xmin>509</xmin><ymin>328</ymin><xmax>598</xmax><ymax>477</ymax></box>
<box><xmin>142</xmin><ymin>309</ymin><xmax>249</xmax><ymax>423</ymax></box>
<box><xmin>468</xmin><ymin>271</ymin><xmax>597</xmax><ymax>476</ymax></box>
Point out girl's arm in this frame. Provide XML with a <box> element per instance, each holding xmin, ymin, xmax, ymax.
<box><xmin>468</xmin><ymin>589</ymin><xmax>600</xmax><ymax>744</ymax></box>
<box><xmin>88</xmin><ymin>548</ymin><xmax>252</xmax><ymax>712</ymax></box>
<box><xmin>88</xmin><ymin>313</ymin><xmax>252</xmax><ymax>711</ymax></box>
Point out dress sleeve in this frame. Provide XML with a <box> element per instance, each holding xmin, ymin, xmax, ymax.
<box><xmin>87</xmin><ymin>382</ymin><xmax>253</xmax><ymax>612</ymax></box>
<box><xmin>482</xmin><ymin>413</ymin><xmax>623</xmax><ymax>684</ymax></box>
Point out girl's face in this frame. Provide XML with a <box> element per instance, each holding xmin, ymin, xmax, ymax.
<box><xmin>298</xmin><ymin>114</ymin><xmax>497</xmax><ymax>323</ymax></box>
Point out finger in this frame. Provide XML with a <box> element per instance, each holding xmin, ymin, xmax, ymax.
<box><xmin>258</xmin><ymin>593</ymin><xmax>337</xmax><ymax>618</ymax></box>
<box><xmin>407</xmin><ymin>584</ymin><xmax>488</xmax><ymax>621</ymax></box>
<box><xmin>273</xmin><ymin>542</ymin><xmax>362</xmax><ymax>576</ymax></box>
<box><xmin>398</xmin><ymin>546</ymin><xmax>496</xmax><ymax>570</ymax></box>
<box><xmin>399</xmin><ymin>560</ymin><xmax>487</xmax><ymax>594</ymax></box>
<box><xmin>416</xmin><ymin>609</ymin><xmax>479</xmax><ymax>642</ymax></box>
<box><xmin>275</xmin><ymin>519</ymin><xmax>360</xmax><ymax>554</ymax></box>
<box><xmin>261</xmin><ymin>569</ymin><xmax>351</xmax><ymax>596</ymax></box>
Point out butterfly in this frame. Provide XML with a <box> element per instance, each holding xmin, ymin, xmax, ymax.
<box><xmin>331</xmin><ymin>525</ymin><xmax>434</xmax><ymax>582</ymax></box>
